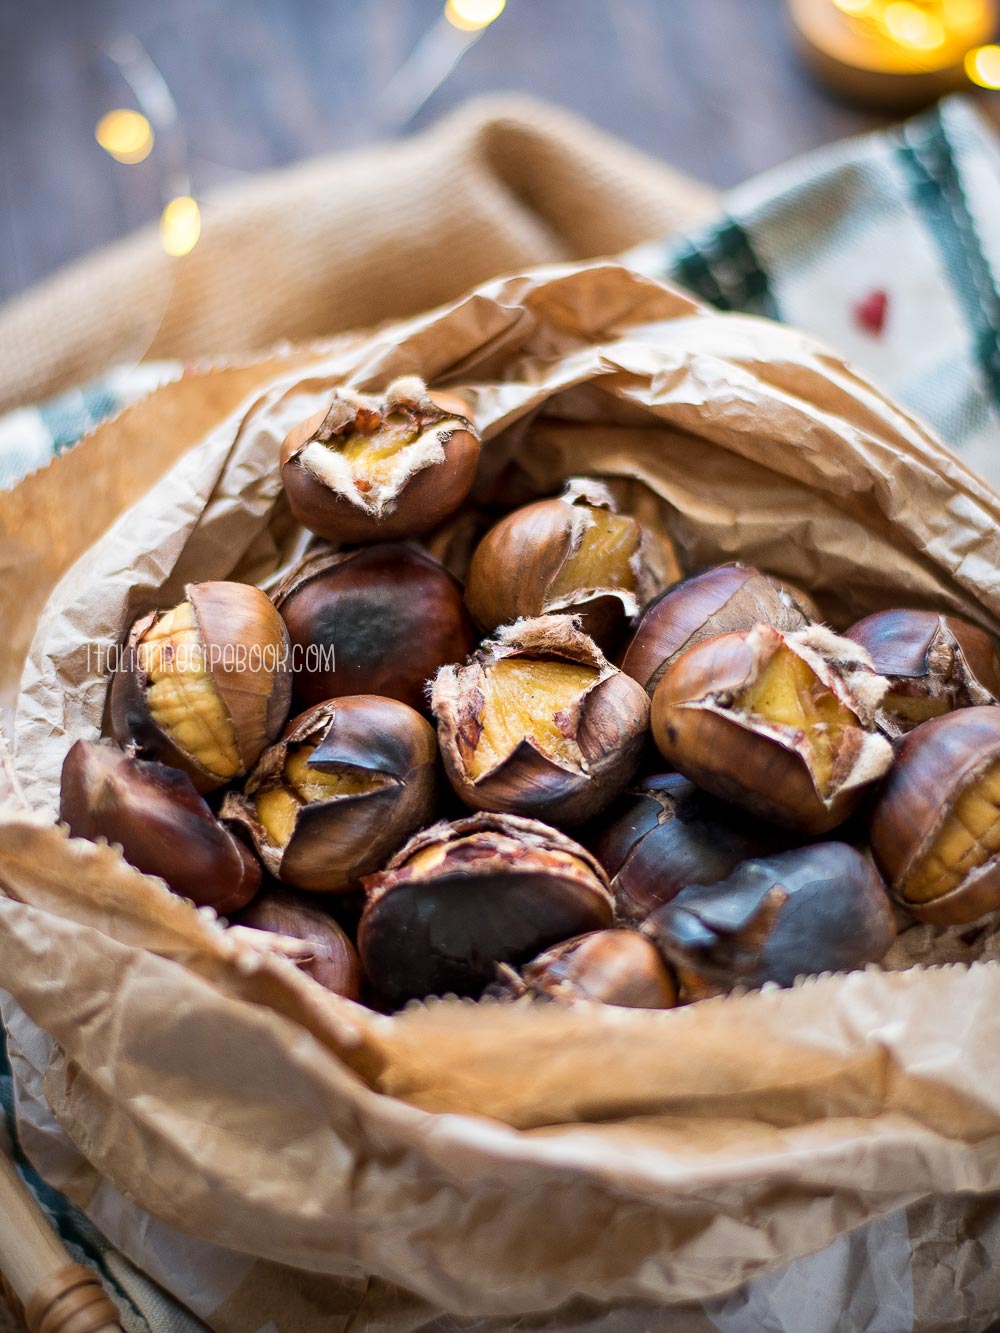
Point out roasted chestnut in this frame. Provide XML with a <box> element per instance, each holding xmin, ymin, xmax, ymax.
<box><xmin>59</xmin><ymin>739</ymin><xmax>261</xmax><ymax>913</ymax></box>
<box><xmin>498</xmin><ymin>929</ymin><xmax>677</xmax><ymax>1008</ymax></box>
<box><xmin>221</xmin><ymin>696</ymin><xmax>436</xmax><ymax>893</ymax></box>
<box><xmin>845</xmin><ymin>609</ymin><xmax>1000</xmax><ymax>733</ymax></box>
<box><xmin>621</xmin><ymin>563</ymin><xmax>815</xmax><ymax>696</ymax></box>
<box><xmin>273</xmin><ymin>543</ymin><xmax>475</xmax><ymax>713</ymax></box>
<box><xmin>642</xmin><ymin>843</ymin><xmax>895</xmax><ymax>1000</ymax></box>
<box><xmin>594</xmin><ymin>773</ymin><xmax>796</xmax><ymax>921</ymax></box>
<box><xmin>358</xmin><ymin>813</ymin><xmax>614</xmax><ymax>1005</ymax></box>
<box><xmin>869</xmin><ymin>705</ymin><xmax>1000</xmax><ymax>925</ymax></box>
<box><xmin>465</xmin><ymin>478</ymin><xmax>680</xmax><ymax>651</ymax></box>
<box><xmin>234</xmin><ymin>888</ymin><xmax>364</xmax><ymax>1001</ymax></box>
<box><xmin>431</xmin><ymin>615</ymin><xmax>650</xmax><ymax>826</ymax></box>
<box><xmin>110</xmin><ymin>581</ymin><xmax>291</xmax><ymax>793</ymax></box>
<box><xmin>651</xmin><ymin>623</ymin><xmax>893</xmax><ymax>834</ymax></box>
<box><xmin>280</xmin><ymin>378</ymin><xmax>479</xmax><ymax>543</ymax></box>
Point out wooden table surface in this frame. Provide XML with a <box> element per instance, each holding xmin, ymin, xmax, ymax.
<box><xmin>0</xmin><ymin>0</ymin><xmax>995</xmax><ymax>306</ymax></box>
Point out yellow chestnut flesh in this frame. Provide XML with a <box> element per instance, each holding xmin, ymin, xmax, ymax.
<box><xmin>254</xmin><ymin>742</ymin><xmax>391</xmax><ymax>848</ymax></box>
<box><xmin>468</xmin><ymin>658</ymin><xmax>600</xmax><ymax>780</ymax></box>
<box><xmin>138</xmin><ymin>601</ymin><xmax>240</xmax><ymax>781</ymax></box>
<box><xmin>546</xmin><ymin>507</ymin><xmax>640</xmax><ymax>600</ymax></box>
<box><xmin>901</xmin><ymin>759</ymin><xmax>1000</xmax><ymax>904</ymax></box>
<box><xmin>305</xmin><ymin>412</ymin><xmax>438</xmax><ymax>495</ymax></box>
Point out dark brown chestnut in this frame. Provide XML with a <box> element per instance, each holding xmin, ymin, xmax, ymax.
<box><xmin>465</xmin><ymin>478</ymin><xmax>680</xmax><ymax>651</ymax></box>
<box><xmin>59</xmin><ymin>739</ymin><xmax>261</xmax><ymax>913</ymax></box>
<box><xmin>642</xmin><ymin>843</ymin><xmax>895</xmax><ymax>1000</ymax></box>
<box><xmin>651</xmin><ymin>623</ymin><xmax>893</xmax><ymax>834</ymax></box>
<box><xmin>273</xmin><ymin>542</ymin><xmax>475</xmax><ymax>713</ymax></box>
<box><xmin>499</xmin><ymin>929</ymin><xmax>677</xmax><ymax>1008</ymax></box>
<box><xmin>869</xmin><ymin>705</ymin><xmax>1000</xmax><ymax>925</ymax></box>
<box><xmin>431</xmin><ymin>615</ymin><xmax>650</xmax><ymax>826</ymax></box>
<box><xmin>845</xmin><ymin>609</ymin><xmax>1000</xmax><ymax>733</ymax></box>
<box><xmin>233</xmin><ymin>888</ymin><xmax>364</xmax><ymax>1001</ymax></box>
<box><xmin>221</xmin><ymin>696</ymin><xmax>437</xmax><ymax>894</ymax></box>
<box><xmin>110</xmin><ymin>581</ymin><xmax>292</xmax><ymax>793</ymax></box>
<box><xmin>621</xmin><ymin>563</ymin><xmax>815</xmax><ymax>697</ymax></box>
<box><xmin>280</xmin><ymin>378</ymin><xmax>479</xmax><ymax>543</ymax></box>
<box><xmin>358</xmin><ymin>813</ymin><xmax>614</xmax><ymax>1006</ymax></box>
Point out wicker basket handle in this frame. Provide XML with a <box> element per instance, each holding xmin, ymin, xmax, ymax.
<box><xmin>0</xmin><ymin>1148</ymin><xmax>121</xmax><ymax>1333</ymax></box>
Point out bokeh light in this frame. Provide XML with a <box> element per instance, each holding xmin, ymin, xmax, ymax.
<box><xmin>966</xmin><ymin>41</ymin><xmax>1000</xmax><ymax>84</ymax></box>
<box><xmin>883</xmin><ymin>1</ymin><xmax>947</xmax><ymax>48</ymax></box>
<box><xmin>95</xmin><ymin>108</ymin><xmax>154</xmax><ymax>164</ymax></box>
<box><xmin>160</xmin><ymin>196</ymin><xmax>201</xmax><ymax>257</ymax></box>
<box><xmin>832</xmin><ymin>0</ymin><xmax>876</xmax><ymax>15</ymax></box>
<box><xmin>444</xmin><ymin>0</ymin><xmax>506</xmax><ymax>32</ymax></box>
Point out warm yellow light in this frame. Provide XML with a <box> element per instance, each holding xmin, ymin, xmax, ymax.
<box><xmin>883</xmin><ymin>1</ymin><xmax>947</xmax><ymax>48</ymax></box>
<box><xmin>943</xmin><ymin>0</ymin><xmax>990</xmax><ymax>27</ymax></box>
<box><xmin>444</xmin><ymin>0</ymin><xmax>506</xmax><ymax>32</ymax></box>
<box><xmin>160</xmin><ymin>196</ymin><xmax>201</xmax><ymax>257</ymax></box>
<box><xmin>95</xmin><ymin>109</ymin><xmax>154</xmax><ymax>164</ymax></box>
<box><xmin>832</xmin><ymin>0</ymin><xmax>876</xmax><ymax>14</ymax></box>
<box><xmin>966</xmin><ymin>41</ymin><xmax>1000</xmax><ymax>84</ymax></box>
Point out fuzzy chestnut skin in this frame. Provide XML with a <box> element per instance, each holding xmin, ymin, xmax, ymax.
<box><xmin>621</xmin><ymin>563</ymin><xmax>814</xmax><ymax>696</ymax></box>
<box><xmin>432</xmin><ymin>615</ymin><xmax>650</xmax><ymax>827</ymax></box>
<box><xmin>358</xmin><ymin>813</ymin><xmax>614</xmax><ymax>1006</ymax></box>
<box><xmin>273</xmin><ymin>543</ymin><xmax>475</xmax><ymax>714</ymax></box>
<box><xmin>845</xmin><ymin>609</ymin><xmax>1000</xmax><ymax>733</ymax></box>
<box><xmin>642</xmin><ymin>843</ymin><xmax>895</xmax><ymax>999</ymax></box>
<box><xmin>869</xmin><ymin>706</ymin><xmax>1000</xmax><ymax>925</ymax></box>
<box><xmin>651</xmin><ymin>623</ymin><xmax>893</xmax><ymax>835</ymax></box>
<box><xmin>110</xmin><ymin>581</ymin><xmax>292</xmax><ymax>793</ymax></box>
<box><xmin>280</xmin><ymin>379</ymin><xmax>479</xmax><ymax>544</ymax></box>
<box><xmin>222</xmin><ymin>696</ymin><xmax>437</xmax><ymax>894</ymax></box>
<box><xmin>60</xmin><ymin>740</ymin><xmax>261</xmax><ymax>913</ymax></box>
<box><xmin>501</xmin><ymin>929</ymin><xmax>678</xmax><ymax>1009</ymax></box>
<box><xmin>234</xmin><ymin>889</ymin><xmax>364</xmax><ymax>1001</ymax></box>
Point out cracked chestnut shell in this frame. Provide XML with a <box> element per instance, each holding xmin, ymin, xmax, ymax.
<box><xmin>642</xmin><ymin>843</ymin><xmax>895</xmax><ymax>1000</ymax></box>
<box><xmin>110</xmin><ymin>581</ymin><xmax>292</xmax><ymax>793</ymax></box>
<box><xmin>280</xmin><ymin>377</ymin><xmax>479</xmax><ymax>543</ymax></box>
<box><xmin>651</xmin><ymin>623</ymin><xmax>893</xmax><ymax>834</ymax></box>
<box><xmin>358</xmin><ymin>813</ymin><xmax>614</xmax><ymax>1005</ymax></box>
<box><xmin>869</xmin><ymin>705</ymin><xmax>1000</xmax><ymax>925</ymax></box>
<box><xmin>621</xmin><ymin>563</ymin><xmax>815</xmax><ymax>697</ymax></box>
<box><xmin>845</xmin><ymin>609</ymin><xmax>1000</xmax><ymax>734</ymax></box>
<box><xmin>432</xmin><ymin>615</ymin><xmax>650</xmax><ymax>826</ymax></box>
<box><xmin>59</xmin><ymin>739</ymin><xmax>261</xmax><ymax>913</ymax></box>
<box><xmin>498</xmin><ymin>929</ymin><xmax>677</xmax><ymax>1008</ymax></box>
<box><xmin>234</xmin><ymin>888</ymin><xmax>364</xmax><ymax>1001</ymax></box>
<box><xmin>594</xmin><ymin>772</ymin><xmax>797</xmax><ymax>922</ymax></box>
<box><xmin>221</xmin><ymin>696</ymin><xmax>437</xmax><ymax>893</ymax></box>
<box><xmin>274</xmin><ymin>542</ymin><xmax>475</xmax><ymax>713</ymax></box>
<box><xmin>465</xmin><ymin>477</ymin><xmax>680</xmax><ymax>652</ymax></box>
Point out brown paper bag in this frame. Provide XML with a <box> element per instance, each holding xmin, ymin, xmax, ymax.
<box><xmin>3</xmin><ymin>261</ymin><xmax>1000</xmax><ymax>1330</ymax></box>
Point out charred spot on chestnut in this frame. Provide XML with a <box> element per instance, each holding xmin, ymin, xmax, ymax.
<box><xmin>273</xmin><ymin>543</ymin><xmax>475</xmax><ymax>714</ymax></box>
<box><xmin>594</xmin><ymin>773</ymin><xmax>798</xmax><ymax>922</ymax></box>
<box><xmin>280</xmin><ymin>378</ymin><xmax>479</xmax><ymax>543</ymax></box>
<box><xmin>109</xmin><ymin>581</ymin><xmax>291</xmax><ymax>793</ymax></box>
<box><xmin>498</xmin><ymin>929</ymin><xmax>677</xmax><ymax>1009</ymax></box>
<box><xmin>465</xmin><ymin>478</ymin><xmax>680</xmax><ymax>652</ymax></box>
<box><xmin>621</xmin><ymin>563</ymin><xmax>815</xmax><ymax>697</ymax></box>
<box><xmin>431</xmin><ymin>615</ymin><xmax>650</xmax><ymax>826</ymax></box>
<box><xmin>59</xmin><ymin>739</ymin><xmax>261</xmax><ymax>914</ymax></box>
<box><xmin>642</xmin><ymin>842</ymin><xmax>895</xmax><ymax>1000</ymax></box>
<box><xmin>221</xmin><ymin>695</ymin><xmax>437</xmax><ymax>894</ymax></box>
<box><xmin>651</xmin><ymin>623</ymin><xmax>893</xmax><ymax>835</ymax></box>
<box><xmin>233</xmin><ymin>888</ymin><xmax>364</xmax><ymax>1001</ymax></box>
<box><xmin>869</xmin><ymin>705</ymin><xmax>1000</xmax><ymax>925</ymax></box>
<box><xmin>845</xmin><ymin>609</ymin><xmax>1000</xmax><ymax>734</ymax></box>
<box><xmin>358</xmin><ymin>813</ymin><xmax>613</xmax><ymax>1005</ymax></box>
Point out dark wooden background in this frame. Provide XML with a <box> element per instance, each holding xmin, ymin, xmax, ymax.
<box><xmin>1</xmin><ymin>0</ymin><xmax>994</xmax><ymax>305</ymax></box>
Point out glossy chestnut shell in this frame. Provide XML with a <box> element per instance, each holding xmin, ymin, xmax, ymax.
<box><xmin>234</xmin><ymin>889</ymin><xmax>364</xmax><ymax>1001</ymax></box>
<box><xmin>503</xmin><ymin>929</ymin><xmax>678</xmax><ymax>1009</ymax></box>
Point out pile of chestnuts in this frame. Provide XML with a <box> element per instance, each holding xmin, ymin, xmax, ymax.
<box><xmin>59</xmin><ymin>375</ymin><xmax>1000</xmax><ymax>1014</ymax></box>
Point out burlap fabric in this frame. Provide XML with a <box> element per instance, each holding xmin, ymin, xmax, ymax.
<box><xmin>0</xmin><ymin>95</ymin><xmax>716</xmax><ymax>415</ymax></box>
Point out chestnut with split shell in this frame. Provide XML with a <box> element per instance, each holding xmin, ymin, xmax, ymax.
<box><xmin>651</xmin><ymin>623</ymin><xmax>893</xmax><ymax>834</ymax></box>
<box><xmin>59</xmin><ymin>739</ymin><xmax>261</xmax><ymax>914</ymax></box>
<box><xmin>621</xmin><ymin>563</ymin><xmax>815</xmax><ymax>697</ymax></box>
<box><xmin>432</xmin><ymin>614</ymin><xmax>650</xmax><ymax>826</ymax></box>
<box><xmin>358</xmin><ymin>813</ymin><xmax>614</xmax><ymax>1006</ymax></box>
<box><xmin>465</xmin><ymin>477</ymin><xmax>680</xmax><ymax>652</ymax></box>
<box><xmin>280</xmin><ymin>377</ymin><xmax>479</xmax><ymax>543</ymax></box>
<box><xmin>234</xmin><ymin>888</ymin><xmax>364</xmax><ymax>1001</ymax></box>
<box><xmin>870</xmin><ymin>705</ymin><xmax>1000</xmax><ymax>925</ymax></box>
<box><xmin>110</xmin><ymin>581</ymin><xmax>291</xmax><ymax>793</ymax></box>
<box><xmin>274</xmin><ymin>543</ymin><xmax>475</xmax><ymax>714</ymax></box>
<box><xmin>642</xmin><ymin>842</ymin><xmax>896</xmax><ymax>1000</ymax></box>
<box><xmin>497</xmin><ymin>929</ymin><xmax>677</xmax><ymax>1009</ymax></box>
<box><xmin>221</xmin><ymin>695</ymin><xmax>437</xmax><ymax>894</ymax></box>
<box><xmin>845</xmin><ymin>609</ymin><xmax>1000</xmax><ymax>734</ymax></box>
